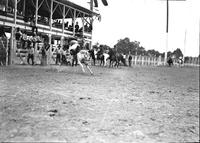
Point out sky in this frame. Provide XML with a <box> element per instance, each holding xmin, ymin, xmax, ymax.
<box><xmin>73</xmin><ymin>0</ymin><xmax>199</xmax><ymax>57</ymax></box>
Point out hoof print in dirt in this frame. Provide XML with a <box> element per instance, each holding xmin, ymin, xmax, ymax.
<box><xmin>79</xmin><ymin>97</ymin><xmax>91</xmax><ymax>100</ymax></box>
<box><xmin>48</xmin><ymin>109</ymin><xmax>58</xmax><ymax>117</ymax></box>
<box><xmin>62</xmin><ymin>101</ymin><xmax>67</xmax><ymax>104</ymax></box>
<box><xmin>130</xmin><ymin>99</ymin><xmax>135</xmax><ymax>102</ymax></box>
<box><xmin>149</xmin><ymin>91</ymin><xmax>160</xmax><ymax>94</ymax></box>
<box><xmin>150</xmin><ymin>117</ymin><xmax>156</xmax><ymax>121</ymax></box>
<box><xmin>82</xmin><ymin>121</ymin><xmax>89</xmax><ymax>125</ymax></box>
<box><xmin>49</xmin><ymin>113</ymin><xmax>56</xmax><ymax>117</ymax></box>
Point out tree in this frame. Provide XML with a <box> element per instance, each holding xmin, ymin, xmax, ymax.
<box><xmin>172</xmin><ymin>48</ymin><xmax>183</xmax><ymax>58</ymax></box>
<box><xmin>167</xmin><ymin>51</ymin><xmax>172</xmax><ymax>57</ymax></box>
<box><xmin>146</xmin><ymin>49</ymin><xmax>160</xmax><ymax>57</ymax></box>
<box><xmin>114</xmin><ymin>37</ymin><xmax>143</xmax><ymax>55</ymax></box>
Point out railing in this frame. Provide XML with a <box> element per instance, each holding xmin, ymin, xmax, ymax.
<box><xmin>126</xmin><ymin>55</ymin><xmax>199</xmax><ymax>67</ymax></box>
<box><xmin>184</xmin><ymin>57</ymin><xmax>200</xmax><ymax>67</ymax></box>
<box><xmin>126</xmin><ymin>55</ymin><xmax>165</xmax><ymax>66</ymax></box>
<box><xmin>0</xmin><ymin>12</ymin><xmax>92</xmax><ymax>38</ymax></box>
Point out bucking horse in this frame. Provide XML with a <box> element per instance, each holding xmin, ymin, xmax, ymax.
<box><xmin>68</xmin><ymin>42</ymin><xmax>93</xmax><ymax>75</ymax></box>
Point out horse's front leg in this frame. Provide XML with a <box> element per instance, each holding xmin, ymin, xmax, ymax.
<box><xmin>115</xmin><ymin>60</ymin><xmax>119</xmax><ymax>68</ymax></box>
<box><xmin>100</xmin><ymin>59</ymin><xmax>103</xmax><ymax>66</ymax></box>
<box><xmin>109</xmin><ymin>60</ymin><xmax>112</xmax><ymax>67</ymax></box>
<box><xmin>111</xmin><ymin>60</ymin><xmax>115</xmax><ymax>67</ymax></box>
<box><xmin>78</xmin><ymin>60</ymin><xmax>85</xmax><ymax>73</ymax></box>
<box><xmin>93</xmin><ymin>58</ymin><xmax>96</xmax><ymax>66</ymax></box>
<box><xmin>104</xmin><ymin>58</ymin><xmax>106</xmax><ymax>67</ymax></box>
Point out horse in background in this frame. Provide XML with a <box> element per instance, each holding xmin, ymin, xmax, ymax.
<box><xmin>89</xmin><ymin>48</ymin><xmax>109</xmax><ymax>67</ymax></box>
<box><xmin>167</xmin><ymin>56</ymin><xmax>173</xmax><ymax>67</ymax></box>
<box><xmin>95</xmin><ymin>49</ymin><xmax>109</xmax><ymax>67</ymax></box>
<box><xmin>68</xmin><ymin>42</ymin><xmax>93</xmax><ymax>74</ymax></box>
<box><xmin>88</xmin><ymin>48</ymin><xmax>97</xmax><ymax>66</ymax></box>
<box><xmin>108</xmin><ymin>48</ymin><xmax>126</xmax><ymax>67</ymax></box>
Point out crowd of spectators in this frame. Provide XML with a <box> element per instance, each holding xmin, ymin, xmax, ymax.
<box><xmin>52</xmin><ymin>20</ymin><xmax>92</xmax><ymax>33</ymax></box>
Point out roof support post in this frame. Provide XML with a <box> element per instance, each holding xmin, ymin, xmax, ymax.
<box><xmin>90</xmin><ymin>0</ymin><xmax>93</xmax><ymax>49</ymax></box>
<box><xmin>48</xmin><ymin>0</ymin><xmax>54</xmax><ymax>66</ymax></box>
<box><xmin>161</xmin><ymin>0</ymin><xmax>186</xmax><ymax>65</ymax></box>
<box><xmin>50</xmin><ymin>0</ymin><xmax>54</xmax><ymax>31</ymax></box>
<box><xmin>23</xmin><ymin>0</ymin><xmax>26</xmax><ymax>16</ymax></box>
<box><xmin>5</xmin><ymin>0</ymin><xmax>8</xmax><ymax>12</ymax></box>
<box><xmin>9</xmin><ymin>26</ymin><xmax>14</xmax><ymax>65</ymax></box>
<box><xmin>73</xmin><ymin>9</ymin><xmax>76</xmax><ymax>36</ymax></box>
<box><xmin>164</xmin><ymin>0</ymin><xmax>169</xmax><ymax>65</ymax></box>
<box><xmin>62</xmin><ymin>5</ymin><xmax>65</xmax><ymax>34</ymax></box>
<box><xmin>14</xmin><ymin>0</ymin><xmax>17</xmax><ymax>26</ymax></box>
<box><xmin>9</xmin><ymin>0</ymin><xmax>18</xmax><ymax>65</ymax></box>
<box><xmin>35</xmin><ymin>0</ymin><xmax>39</xmax><ymax>26</ymax></box>
<box><xmin>82</xmin><ymin>13</ymin><xmax>85</xmax><ymax>37</ymax></box>
<box><xmin>90</xmin><ymin>0</ymin><xmax>93</xmax><ymax>12</ymax></box>
<box><xmin>60</xmin><ymin>36</ymin><xmax>64</xmax><ymax>50</ymax></box>
<box><xmin>47</xmin><ymin>34</ymin><xmax>52</xmax><ymax>65</ymax></box>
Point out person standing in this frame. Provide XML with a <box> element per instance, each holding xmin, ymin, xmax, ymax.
<box><xmin>75</xmin><ymin>22</ymin><xmax>79</xmax><ymax>33</ymax></box>
<box><xmin>27</xmin><ymin>45</ymin><xmax>34</xmax><ymax>65</ymax></box>
<box><xmin>128</xmin><ymin>54</ymin><xmax>132</xmax><ymax>67</ymax></box>
<box><xmin>60</xmin><ymin>47</ymin><xmax>66</xmax><ymax>65</ymax></box>
<box><xmin>55</xmin><ymin>45</ymin><xmax>61</xmax><ymax>65</ymax></box>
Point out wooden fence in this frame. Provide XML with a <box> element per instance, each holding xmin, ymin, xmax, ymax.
<box><xmin>126</xmin><ymin>55</ymin><xmax>165</xmax><ymax>66</ymax></box>
<box><xmin>183</xmin><ymin>57</ymin><xmax>200</xmax><ymax>67</ymax></box>
<box><xmin>126</xmin><ymin>55</ymin><xmax>199</xmax><ymax>67</ymax></box>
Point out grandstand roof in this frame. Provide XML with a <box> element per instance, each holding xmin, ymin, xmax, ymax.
<box><xmin>18</xmin><ymin>0</ymin><xmax>98</xmax><ymax>19</ymax></box>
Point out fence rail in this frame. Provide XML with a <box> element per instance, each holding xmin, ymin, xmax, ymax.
<box><xmin>127</xmin><ymin>55</ymin><xmax>165</xmax><ymax>66</ymax></box>
<box><xmin>126</xmin><ymin>55</ymin><xmax>199</xmax><ymax>67</ymax></box>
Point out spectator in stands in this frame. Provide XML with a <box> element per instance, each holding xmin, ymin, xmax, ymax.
<box><xmin>68</xmin><ymin>24</ymin><xmax>73</xmax><ymax>31</ymax></box>
<box><xmin>84</xmin><ymin>24</ymin><xmax>89</xmax><ymax>32</ymax></box>
<box><xmin>15</xmin><ymin>27</ymin><xmax>22</xmax><ymax>41</ymax></box>
<box><xmin>88</xmin><ymin>24</ymin><xmax>92</xmax><ymax>32</ymax></box>
<box><xmin>65</xmin><ymin>21</ymin><xmax>69</xmax><ymax>29</ymax></box>
<box><xmin>79</xmin><ymin>27</ymin><xmax>83</xmax><ymax>32</ymax></box>
<box><xmin>0</xmin><ymin>26</ymin><xmax>6</xmax><ymax>37</ymax></box>
<box><xmin>75</xmin><ymin>22</ymin><xmax>79</xmax><ymax>33</ymax></box>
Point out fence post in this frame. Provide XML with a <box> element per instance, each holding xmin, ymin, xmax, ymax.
<box><xmin>6</xmin><ymin>38</ymin><xmax>8</xmax><ymax>66</ymax></box>
<box><xmin>135</xmin><ymin>55</ymin><xmax>137</xmax><ymax>65</ymax></box>
<box><xmin>148</xmin><ymin>57</ymin><xmax>150</xmax><ymax>65</ymax></box>
<box><xmin>194</xmin><ymin>57</ymin><xmax>197</xmax><ymax>67</ymax></box>
<box><xmin>141</xmin><ymin>56</ymin><xmax>144</xmax><ymax>66</ymax></box>
<box><xmin>131</xmin><ymin>55</ymin><xmax>133</xmax><ymax>66</ymax></box>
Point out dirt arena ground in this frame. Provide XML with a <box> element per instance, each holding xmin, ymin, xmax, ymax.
<box><xmin>0</xmin><ymin>65</ymin><xmax>199</xmax><ymax>143</ymax></box>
